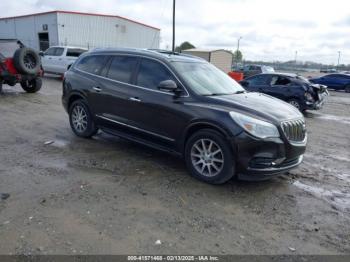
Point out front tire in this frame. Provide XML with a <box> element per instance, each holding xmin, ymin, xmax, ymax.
<box><xmin>288</xmin><ymin>99</ymin><xmax>302</xmax><ymax>111</ymax></box>
<box><xmin>185</xmin><ymin>129</ymin><xmax>235</xmax><ymax>184</ymax></box>
<box><xmin>20</xmin><ymin>78</ymin><xmax>42</xmax><ymax>93</ymax></box>
<box><xmin>69</xmin><ymin>100</ymin><xmax>98</xmax><ymax>138</ymax></box>
<box><xmin>345</xmin><ymin>85</ymin><xmax>350</xmax><ymax>93</ymax></box>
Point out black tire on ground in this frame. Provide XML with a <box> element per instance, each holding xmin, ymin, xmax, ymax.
<box><xmin>345</xmin><ymin>85</ymin><xmax>350</xmax><ymax>93</ymax></box>
<box><xmin>184</xmin><ymin>129</ymin><xmax>235</xmax><ymax>184</ymax></box>
<box><xmin>13</xmin><ymin>47</ymin><xmax>41</xmax><ymax>75</ymax></box>
<box><xmin>288</xmin><ymin>99</ymin><xmax>302</xmax><ymax>111</ymax></box>
<box><xmin>69</xmin><ymin>99</ymin><xmax>98</xmax><ymax>138</ymax></box>
<box><xmin>20</xmin><ymin>78</ymin><xmax>42</xmax><ymax>93</ymax></box>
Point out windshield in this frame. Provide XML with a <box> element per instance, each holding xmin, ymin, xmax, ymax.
<box><xmin>296</xmin><ymin>75</ymin><xmax>311</xmax><ymax>83</ymax></box>
<box><xmin>172</xmin><ymin>61</ymin><xmax>244</xmax><ymax>96</ymax></box>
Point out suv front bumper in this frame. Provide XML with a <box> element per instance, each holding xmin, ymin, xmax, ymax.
<box><xmin>232</xmin><ymin>132</ymin><xmax>306</xmax><ymax>181</ymax></box>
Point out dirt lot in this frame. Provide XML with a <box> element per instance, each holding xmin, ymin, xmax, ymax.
<box><xmin>0</xmin><ymin>77</ymin><xmax>349</xmax><ymax>255</ymax></box>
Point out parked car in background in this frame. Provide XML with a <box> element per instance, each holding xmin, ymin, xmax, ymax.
<box><xmin>0</xmin><ymin>39</ymin><xmax>42</xmax><ymax>93</ymax></box>
<box><xmin>241</xmin><ymin>64</ymin><xmax>275</xmax><ymax>78</ymax></box>
<box><xmin>62</xmin><ymin>48</ymin><xmax>307</xmax><ymax>184</ymax></box>
<box><xmin>310</xmin><ymin>74</ymin><xmax>350</xmax><ymax>93</ymax></box>
<box><xmin>40</xmin><ymin>46</ymin><xmax>87</xmax><ymax>76</ymax></box>
<box><xmin>320</xmin><ymin>68</ymin><xmax>337</xmax><ymax>73</ymax></box>
<box><xmin>240</xmin><ymin>73</ymin><xmax>329</xmax><ymax>111</ymax></box>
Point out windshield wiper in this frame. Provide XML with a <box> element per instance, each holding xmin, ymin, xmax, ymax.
<box><xmin>234</xmin><ymin>90</ymin><xmax>246</xmax><ymax>94</ymax></box>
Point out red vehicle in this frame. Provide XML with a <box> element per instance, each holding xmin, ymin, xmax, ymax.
<box><xmin>0</xmin><ymin>39</ymin><xmax>42</xmax><ymax>93</ymax></box>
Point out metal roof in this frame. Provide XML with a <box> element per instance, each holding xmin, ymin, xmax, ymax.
<box><xmin>0</xmin><ymin>10</ymin><xmax>160</xmax><ymax>31</ymax></box>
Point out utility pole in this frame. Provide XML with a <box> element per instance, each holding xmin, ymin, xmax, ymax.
<box><xmin>172</xmin><ymin>0</ymin><xmax>176</xmax><ymax>53</ymax></box>
<box><xmin>295</xmin><ymin>51</ymin><xmax>298</xmax><ymax>64</ymax></box>
<box><xmin>337</xmin><ymin>51</ymin><xmax>341</xmax><ymax>70</ymax></box>
<box><xmin>236</xmin><ymin>36</ymin><xmax>242</xmax><ymax>68</ymax></box>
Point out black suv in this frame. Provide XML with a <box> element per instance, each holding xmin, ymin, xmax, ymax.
<box><xmin>62</xmin><ymin>49</ymin><xmax>307</xmax><ymax>184</ymax></box>
<box><xmin>240</xmin><ymin>73</ymin><xmax>329</xmax><ymax>111</ymax></box>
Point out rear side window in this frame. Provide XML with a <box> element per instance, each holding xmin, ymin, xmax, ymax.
<box><xmin>76</xmin><ymin>55</ymin><xmax>108</xmax><ymax>75</ymax></box>
<box><xmin>248</xmin><ymin>75</ymin><xmax>270</xmax><ymax>85</ymax></box>
<box><xmin>106</xmin><ymin>56</ymin><xmax>138</xmax><ymax>83</ymax></box>
<box><xmin>136</xmin><ymin>59</ymin><xmax>175</xmax><ymax>90</ymax></box>
<box><xmin>67</xmin><ymin>48</ymin><xmax>86</xmax><ymax>57</ymax></box>
<box><xmin>271</xmin><ymin>76</ymin><xmax>292</xmax><ymax>86</ymax></box>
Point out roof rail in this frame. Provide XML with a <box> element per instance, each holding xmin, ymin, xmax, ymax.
<box><xmin>147</xmin><ymin>49</ymin><xmax>206</xmax><ymax>61</ymax></box>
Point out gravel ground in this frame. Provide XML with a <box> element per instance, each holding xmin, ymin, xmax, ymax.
<box><xmin>0</xmin><ymin>76</ymin><xmax>349</xmax><ymax>255</ymax></box>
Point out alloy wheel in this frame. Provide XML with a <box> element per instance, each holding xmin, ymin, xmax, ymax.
<box><xmin>191</xmin><ymin>138</ymin><xmax>224</xmax><ymax>177</ymax></box>
<box><xmin>71</xmin><ymin>105</ymin><xmax>88</xmax><ymax>133</ymax></box>
<box><xmin>289</xmin><ymin>100</ymin><xmax>300</xmax><ymax>109</ymax></box>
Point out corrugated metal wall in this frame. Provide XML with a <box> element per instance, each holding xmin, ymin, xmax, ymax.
<box><xmin>0</xmin><ymin>12</ymin><xmax>160</xmax><ymax>51</ymax></box>
<box><xmin>0</xmin><ymin>13</ymin><xmax>59</xmax><ymax>50</ymax></box>
<box><xmin>57</xmin><ymin>13</ymin><xmax>160</xmax><ymax>49</ymax></box>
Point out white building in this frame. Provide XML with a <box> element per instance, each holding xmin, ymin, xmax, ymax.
<box><xmin>0</xmin><ymin>11</ymin><xmax>160</xmax><ymax>51</ymax></box>
<box><xmin>182</xmin><ymin>48</ymin><xmax>233</xmax><ymax>73</ymax></box>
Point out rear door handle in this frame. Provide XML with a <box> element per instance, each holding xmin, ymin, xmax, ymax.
<box><xmin>129</xmin><ymin>97</ymin><xmax>141</xmax><ymax>102</ymax></box>
<box><xmin>93</xmin><ymin>87</ymin><xmax>102</xmax><ymax>92</ymax></box>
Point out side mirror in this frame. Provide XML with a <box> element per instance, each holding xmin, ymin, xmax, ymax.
<box><xmin>39</xmin><ymin>51</ymin><xmax>44</xmax><ymax>56</ymax></box>
<box><xmin>240</xmin><ymin>80</ymin><xmax>249</xmax><ymax>87</ymax></box>
<box><xmin>158</xmin><ymin>80</ymin><xmax>179</xmax><ymax>93</ymax></box>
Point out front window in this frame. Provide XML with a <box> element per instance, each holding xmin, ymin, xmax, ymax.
<box><xmin>136</xmin><ymin>59</ymin><xmax>176</xmax><ymax>90</ymax></box>
<box><xmin>172</xmin><ymin>61</ymin><xmax>244</xmax><ymax>96</ymax></box>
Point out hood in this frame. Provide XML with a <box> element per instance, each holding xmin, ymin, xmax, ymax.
<box><xmin>309</xmin><ymin>83</ymin><xmax>327</xmax><ymax>91</ymax></box>
<box><xmin>208</xmin><ymin>92</ymin><xmax>303</xmax><ymax>123</ymax></box>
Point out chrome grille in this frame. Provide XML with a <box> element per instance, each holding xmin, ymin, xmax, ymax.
<box><xmin>281</xmin><ymin>119</ymin><xmax>306</xmax><ymax>142</ymax></box>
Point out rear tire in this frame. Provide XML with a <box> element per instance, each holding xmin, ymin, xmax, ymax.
<box><xmin>345</xmin><ymin>85</ymin><xmax>350</xmax><ymax>93</ymax></box>
<box><xmin>185</xmin><ymin>129</ymin><xmax>235</xmax><ymax>184</ymax></box>
<box><xmin>20</xmin><ymin>78</ymin><xmax>42</xmax><ymax>93</ymax></box>
<box><xmin>69</xmin><ymin>99</ymin><xmax>98</xmax><ymax>138</ymax></box>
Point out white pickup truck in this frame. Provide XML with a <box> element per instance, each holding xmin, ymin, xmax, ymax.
<box><xmin>40</xmin><ymin>46</ymin><xmax>87</xmax><ymax>75</ymax></box>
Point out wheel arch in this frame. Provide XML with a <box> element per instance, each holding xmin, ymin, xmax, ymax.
<box><xmin>182</xmin><ymin>121</ymin><xmax>232</xmax><ymax>153</ymax></box>
<box><xmin>67</xmin><ymin>91</ymin><xmax>87</xmax><ymax>110</ymax></box>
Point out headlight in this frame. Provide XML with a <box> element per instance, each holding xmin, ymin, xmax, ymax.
<box><xmin>229</xmin><ymin>111</ymin><xmax>280</xmax><ymax>139</ymax></box>
<box><xmin>305</xmin><ymin>92</ymin><xmax>314</xmax><ymax>101</ymax></box>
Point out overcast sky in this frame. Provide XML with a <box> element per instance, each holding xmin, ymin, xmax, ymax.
<box><xmin>1</xmin><ymin>0</ymin><xmax>349</xmax><ymax>64</ymax></box>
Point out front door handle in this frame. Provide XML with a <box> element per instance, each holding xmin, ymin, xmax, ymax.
<box><xmin>129</xmin><ymin>97</ymin><xmax>141</xmax><ymax>102</ymax></box>
<box><xmin>93</xmin><ymin>87</ymin><xmax>102</xmax><ymax>92</ymax></box>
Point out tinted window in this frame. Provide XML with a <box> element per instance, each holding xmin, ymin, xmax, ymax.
<box><xmin>67</xmin><ymin>48</ymin><xmax>86</xmax><ymax>57</ymax></box>
<box><xmin>137</xmin><ymin>59</ymin><xmax>175</xmax><ymax>90</ymax></box>
<box><xmin>76</xmin><ymin>55</ymin><xmax>108</xmax><ymax>75</ymax></box>
<box><xmin>248</xmin><ymin>75</ymin><xmax>270</xmax><ymax>85</ymax></box>
<box><xmin>107</xmin><ymin>56</ymin><xmax>138</xmax><ymax>83</ymax></box>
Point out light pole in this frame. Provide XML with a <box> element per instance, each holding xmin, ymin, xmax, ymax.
<box><xmin>295</xmin><ymin>51</ymin><xmax>298</xmax><ymax>64</ymax></box>
<box><xmin>236</xmin><ymin>36</ymin><xmax>242</xmax><ymax>68</ymax></box>
<box><xmin>337</xmin><ymin>51</ymin><xmax>341</xmax><ymax>70</ymax></box>
<box><xmin>172</xmin><ymin>0</ymin><xmax>176</xmax><ymax>53</ymax></box>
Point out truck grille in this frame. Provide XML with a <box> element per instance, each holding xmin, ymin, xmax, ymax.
<box><xmin>281</xmin><ymin>119</ymin><xmax>306</xmax><ymax>142</ymax></box>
